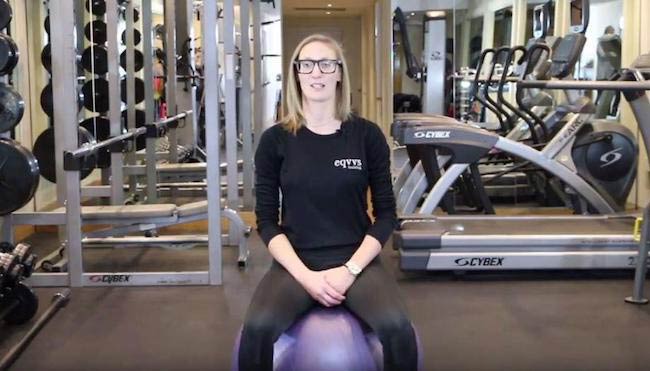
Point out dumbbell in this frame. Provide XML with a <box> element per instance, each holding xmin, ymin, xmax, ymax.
<box><xmin>10</xmin><ymin>243</ymin><xmax>36</xmax><ymax>278</ymax></box>
<box><xmin>0</xmin><ymin>253</ymin><xmax>23</xmax><ymax>287</ymax></box>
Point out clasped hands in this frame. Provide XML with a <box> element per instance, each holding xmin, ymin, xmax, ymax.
<box><xmin>298</xmin><ymin>266</ymin><xmax>356</xmax><ymax>307</ymax></box>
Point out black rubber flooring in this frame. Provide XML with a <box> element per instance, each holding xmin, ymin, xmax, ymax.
<box><xmin>2</xmin><ymin>232</ymin><xmax>650</xmax><ymax>371</ymax></box>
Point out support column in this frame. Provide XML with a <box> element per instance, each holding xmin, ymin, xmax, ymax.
<box><xmin>203</xmin><ymin>0</ymin><xmax>223</xmax><ymax>285</ymax></box>
<box><xmin>50</xmin><ymin>0</ymin><xmax>79</xmax><ymax>287</ymax></box>
<box><xmin>240</xmin><ymin>0</ymin><xmax>253</xmax><ymax>209</ymax></box>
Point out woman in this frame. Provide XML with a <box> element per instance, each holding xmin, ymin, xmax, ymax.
<box><xmin>239</xmin><ymin>34</ymin><xmax>418</xmax><ymax>371</ymax></box>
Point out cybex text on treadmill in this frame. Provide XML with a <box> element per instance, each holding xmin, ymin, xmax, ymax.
<box><xmin>414</xmin><ymin>131</ymin><xmax>450</xmax><ymax>139</ymax></box>
<box><xmin>454</xmin><ymin>257</ymin><xmax>504</xmax><ymax>266</ymax></box>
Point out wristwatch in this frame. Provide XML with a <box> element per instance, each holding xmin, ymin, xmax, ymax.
<box><xmin>344</xmin><ymin>261</ymin><xmax>362</xmax><ymax>277</ymax></box>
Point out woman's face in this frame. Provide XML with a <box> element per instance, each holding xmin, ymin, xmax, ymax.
<box><xmin>296</xmin><ymin>41</ymin><xmax>341</xmax><ymax>105</ymax></box>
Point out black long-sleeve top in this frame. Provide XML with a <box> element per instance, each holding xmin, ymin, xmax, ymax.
<box><xmin>254</xmin><ymin>115</ymin><xmax>397</xmax><ymax>251</ymax></box>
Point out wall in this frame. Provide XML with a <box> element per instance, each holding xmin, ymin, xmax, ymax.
<box><xmin>283</xmin><ymin>16</ymin><xmax>363</xmax><ymax>115</ymax></box>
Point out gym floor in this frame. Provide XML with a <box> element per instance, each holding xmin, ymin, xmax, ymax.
<box><xmin>2</xmin><ymin>231</ymin><xmax>650</xmax><ymax>371</ymax></box>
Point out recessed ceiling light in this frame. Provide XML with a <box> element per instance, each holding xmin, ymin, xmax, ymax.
<box><xmin>326</xmin><ymin>11</ymin><xmax>331</xmax><ymax>14</ymax></box>
<box><xmin>425</xmin><ymin>10</ymin><xmax>446</xmax><ymax>19</ymax></box>
<box><xmin>327</xmin><ymin>3</ymin><xmax>332</xmax><ymax>7</ymax></box>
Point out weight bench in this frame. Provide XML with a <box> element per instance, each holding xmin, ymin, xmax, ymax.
<box><xmin>49</xmin><ymin>200</ymin><xmax>250</xmax><ymax>266</ymax></box>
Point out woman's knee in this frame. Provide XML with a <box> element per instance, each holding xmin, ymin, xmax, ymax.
<box><xmin>242</xmin><ymin>310</ymin><xmax>281</xmax><ymax>338</ymax></box>
<box><xmin>373</xmin><ymin>312</ymin><xmax>414</xmax><ymax>339</ymax></box>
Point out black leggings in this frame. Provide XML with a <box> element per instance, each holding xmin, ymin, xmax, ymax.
<box><xmin>238</xmin><ymin>248</ymin><xmax>418</xmax><ymax>371</ymax></box>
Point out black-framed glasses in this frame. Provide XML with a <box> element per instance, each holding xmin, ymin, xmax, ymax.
<box><xmin>293</xmin><ymin>59</ymin><xmax>341</xmax><ymax>74</ymax></box>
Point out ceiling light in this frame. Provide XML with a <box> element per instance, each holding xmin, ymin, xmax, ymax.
<box><xmin>410</xmin><ymin>12</ymin><xmax>415</xmax><ymax>16</ymax></box>
<box><xmin>326</xmin><ymin>11</ymin><xmax>331</xmax><ymax>14</ymax></box>
<box><xmin>327</xmin><ymin>3</ymin><xmax>332</xmax><ymax>7</ymax></box>
<box><xmin>425</xmin><ymin>10</ymin><xmax>446</xmax><ymax>19</ymax></box>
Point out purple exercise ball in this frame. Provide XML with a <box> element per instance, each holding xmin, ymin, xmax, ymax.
<box><xmin>232</xmin><ymin>307</ymin><xmax>421</xmax><ymax>371</ymax></box>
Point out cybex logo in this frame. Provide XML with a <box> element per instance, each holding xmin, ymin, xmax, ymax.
<box><xmin>414</xmin><ymin>131</ymin><xmax>451</xmax><ymax>139</ymax></box>
<box><xmin>334</xmin><ymin>158</ymin><xmax>363</xmax><ymax>170</ymax></box>
<box><xmin>454</xmin><ymin>257</ymin><xmax>504</xmax><ymax>267</ymax></box>
<box><xmin>89</xmin><ymin>274</ymin><xmax>132</xmax><ymax>284</ymax></box>
<box><xmin>600</xmin><ymin>147</ymin><xmax>623</xmax><ymax>168</ymax></box>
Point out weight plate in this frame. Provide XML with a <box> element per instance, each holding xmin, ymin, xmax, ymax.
<box><xmin>0</xmin><ymin>0</ymin><xmax>12</xmax><ymax>31</ymax></box>
<box><xmin>121</xmin><ymin>29</ymin><xmax>142</xmax><ymax>46</ymax></box>
<box><xmin>81</xmin><ymin>78</ymin><xmax>110</xmax><ymax>113</ymax></box>
<box><xmin>120</xmin><ymin>7</ymin><xmax>139</xmax><ymax>23</ymax></box>
<box><xmin>120</xmin><ymin>77</ymin><xmax>144</xmax><ymax>104</ymax></box>
<box><xmin>85</xmin><ymin>0</ymin><xmax>106</xmax><ymax>16</ymax></box>
<box><xmin>39</xmin><ymin>83</ymin><xmax>53</xmax><ymax>117</ymax></box>
<box><xmin>43</xmin><ymin>15</ymin><xmax>50</xmax><ymax>35</ymax></box>
<box><xmin>41</xmin><ymin>83</ymin><xmax>83</xmax><ymax>117</ymax></box>
<box><xmin>84</xmin><ymin>20</ymin><xmax>107</xmax><ymax>44</ymax></box>
<box><xmin>0</xmin><ymin>33</ymin><xmax>18</xmax><ymax>75</ymax></box>
<box><xmin>119</xmin><ymin>49</ymin><xmax>144</xmax><ymax>72</ymax></box>
<box><xmin>0</xmin><ymin>138</ymin><xmax>39</xmax><ymax>215</ymax></box>
<box><xmin>0</xmin><ymin>83</ymin><xmax>24</xmax><ymax>133</ymax></box>
<box><xmin>2</xmin><ymin>282</ymin><xmax>39</xmax><ymax>325</ymax></box>
<box><xmin>41</xmin><ymin>43</ymin><xmax>51</xmax><ymax>73</ymax></box>
<box><xmin>33</xmin><ymin>127</ymin><xmax>95</xmax><ymax>183</ymax></box>
<box><xmin>121</xmin><ymin>109</ymin><xmax>146</xmax><ymax>150</ymax></box>
<box><xmin>80</xmin><ymin>116</ymin><xmax>111</xmax><ymax>168</ymax></box>
<box><xmin>81</xmin><ymin>45</ymin><xmax>108</xmax><ymax>75</ymax></box>
<box><xmin>80</xmin><ymin>116</ymin><xmax>110</xmax><ymax>141</ymax></box>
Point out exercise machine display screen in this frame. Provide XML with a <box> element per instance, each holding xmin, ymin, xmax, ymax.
<box><xmin>569</xmin><ymin>0</ymin><xmax>589</xmax><ymax>34</ymax></box>
<box><xmin>533</xmin><ymin>7</ymin><xmax>544</xmax><ymax>38</ymax></box>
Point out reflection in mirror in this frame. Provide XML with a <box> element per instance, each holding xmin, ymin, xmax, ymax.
<box><xmin>575</xmin><ymin>0</ymin><xmax>623</xmax><ymax>120</ymax></box>
<box><xmin>392</xmin><ymin>8</ymin><xmax>455</xmax><ymax>116</ymax></box>
<box><xmin>468</xmin><ymin>16</ymin><xmax>483</xmax><ymax>70</ymax></box>
<box><xmin>526</xmin><ymin>0</ymin><xmax>554</xmax><ymax>41</ymax></box>
<box><xmin>493</xmin><ymin>6</ymin><xmax>512</xmax><ymax>48</ymax></box>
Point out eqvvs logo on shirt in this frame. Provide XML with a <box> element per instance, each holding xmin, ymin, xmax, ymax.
<box><xmin>334</xmin><ymin>158</ymin><xmax>363</xmax><ymax>170</ymax></box>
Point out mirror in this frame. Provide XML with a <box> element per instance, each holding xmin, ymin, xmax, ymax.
<box><xmin>391</xmin><ymin>0</ymin><xmax>625</xmax><ymax>122</ymax></box>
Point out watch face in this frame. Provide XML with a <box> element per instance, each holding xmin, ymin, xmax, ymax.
<box><xmin>346</xmin><ymin>263</ymin><xmax>361</xmax><ymax>275</ymax></box>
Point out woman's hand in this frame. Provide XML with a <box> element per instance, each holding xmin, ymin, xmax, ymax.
<box><xmin>323</xmin><ymin>266</ymin><xmax>356</xmax><ymax>296</ymax></box>
<box><xmin>297</xmin><ymin>270</ymin><xmax>346</xmax><ymax>307</ymax></box>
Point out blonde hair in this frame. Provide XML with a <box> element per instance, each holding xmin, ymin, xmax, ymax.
<box><xmin>281</xmin><ymin>34</ymin><xmax>352</xmax><ymax>134</ymax></box>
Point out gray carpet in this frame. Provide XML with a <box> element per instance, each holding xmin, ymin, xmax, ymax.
<box><xmin>2</xmin><ymin>232</ymin><xmax>650</xmax><ymax>371</ymax></box>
